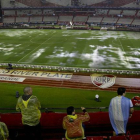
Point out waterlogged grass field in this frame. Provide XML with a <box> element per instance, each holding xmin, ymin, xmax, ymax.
<box><xmin>0</xmin><ymin>29</ymin><xmax>140</xmax><ymax>113</ymax></box>
<box><xmin>0</xmin><ymin>29</ymin><xmax>140</xmax><ymax>70</ymax></box>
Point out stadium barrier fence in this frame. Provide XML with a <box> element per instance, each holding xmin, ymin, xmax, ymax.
<box><xmin>0</xmin><ymin>63</ymin><xmax>140</xmax><ymax>75</ymax></box>
<box><xmin>0</xmin><ymin>107</ymin><xmax>109</xmax><ymax>113</ymax></box>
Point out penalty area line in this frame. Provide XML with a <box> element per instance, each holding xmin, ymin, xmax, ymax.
<box><xmin>18</xmin><ymin>31</ymin><xmax>56</xmax><ymax>63</ymax></box>
<box><xmin>30</xmin><ymin>30</ymin><xmax>55</xmax><ymax>44</ymax></box>
<box><xmin>118</xmin><ymin>38</ymin><xmax>129</xmax><ymax>64</ymax></box>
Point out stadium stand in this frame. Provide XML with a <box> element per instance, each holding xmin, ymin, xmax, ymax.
<box><xmin>1</xmin><ymin>0</ymin><xmax>62</xmax><ymax>8</ymax></box>
<box><xmin>43</xmin><ymin>9</ymin><xmax>54</xmax><ymax>15</ymax></box>
<box><xmin>17</xmin><ymin>10</ymin><xmax>30</xmax><ymax>16</ymax></box>
<box><xmin>137</xmin><ymin>11</ymin><xmax>140</xmax><ymax>16</ymax></box>
<box><xmin>1</xmin><ymin>0</ymin><xmax>28</xmax><ymax>8</ymax></box>
<box><xmin>109</xmin><ymin>10</ymin><xmax>122</xmax><ymax>15</ymax></box>
<box><xmin>79</xmin><ymin>0</ymin><xmax>106</xmax><ymax>6</ymax></box>
<box><xmin>43</xmin><ymin>0</ymin><xmax>71</xmax><ymax>6</ymax></box>
<box><xmin>92</xmin><ymin>0</ymin><xmax>134</xmax><ymax>7</ymax></box>
<box><xmin>3</xmin><ymin>17</ymin><xmax>15</xmax><ymax>23</ymax></box>
<box><xmin>16</xmin><ymin>17</ymin><xmax>29</xmax><ymax>23</ymax></box>
<box><xmin>31</xmin><ymin>9</ymin><xmax>42</xmax><ymax>15</ymax></box>
<box><xmin>122</xmin><ymin>10</ymin><xmax>137</xmax><ymax>16</ymax></box>
<box><xmin>96</xmin><ymin>9</ymin><xmax>108</xmax><ymax>15</ymax></box>
<box><xmin>87</xmin><ymin>16</ymin><xmax>103</xmax><ymax>23</ymax></box>
<box><xmin>117</xmin><ymin>17</ymin><xmax>133</xmax><ymax>24</ymax></box>
<box><xmin>15</xmin><ymin>0</ymin><xmax>61</xmax><ymax>7</ymax></box>
<box><xmin>1</xmin><ymin>0</ymin><xmax>140</xmax><ymax>8</ymax></box>
<box><xmin>1</xmin><ymin>0</ymin><xmax>140</xmax><ymax>26</ymax></box>
<box><xmin>58</xmin><ymin>16</ymin><xmax>73</xmax><ymax>22</ymax></box>
<box><xmin>102</xmin><ymin>17</ymin><xmax>118</xmax><ymax>24</ymax></box>
<box><xmin>132</xmin><ymin>18</ymin><xmax>140</xmax><ymax>25</ymax></box>
<box><xmin>30</xmin><ymin>16</ymin><xmax>42</xmax><ymax>23</ymax></box>
<box><xmin>0</xmin><ymin>7</ymin><xmax>2</xmax><ymax>23</ymax></box>
<box><xmin>122</xmin><ymin>2</ymin><xmax>140</xmax><ymax>7</ymax></box>
<box><xmin>71</xmin><ymin>0</ymin><xmax>79</xmax><ymax>6</ymax></box>
<box><xmin>43</xmin><ymin>16</ymin><xmax>58</xmax><ymax>22</ymax></box>
<box><xmin>73</xmin><ymin>16</ymin><xmax>88</xmax><ymax>22</ymax></box>
<box><xmin>3</xmin><ymin>10</ymin><xmax>15</xmax><ymax>16</ymax></box>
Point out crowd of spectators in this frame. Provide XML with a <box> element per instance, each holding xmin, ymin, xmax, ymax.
<box><xmin>0</xmin><ymin>87</ymin><xmax>135</xmax><ymax>139</ymax></box>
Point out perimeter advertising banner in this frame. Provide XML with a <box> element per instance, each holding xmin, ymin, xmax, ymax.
<box><xmin>0</xmin><ymin>69</ymin><xmax>73</xmax><ymax>79</ymax></box>
<box><xmin>0</xmin><ymin>76</ymin><xmax>25</xmax><ymax>82</ymax></box>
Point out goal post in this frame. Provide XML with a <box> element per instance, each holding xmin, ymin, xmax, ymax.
<box><xmin>100</xmin><ymin>27</ymin><xmax>108</xmax><ymax>31</ymax></box>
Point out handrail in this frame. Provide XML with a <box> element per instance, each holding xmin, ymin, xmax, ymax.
<box><xmin>45</xmin><ymin>107</ymin><xmax>108</xmax><ymax>110</ymax></box>
<box><xmin>0</xmin><ymin>107</ymin><xmax>109</xmax><ymax>112</ymax></box>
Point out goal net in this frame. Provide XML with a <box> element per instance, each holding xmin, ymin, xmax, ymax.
<box><xmin>100</xmin><ymin>27</ymin><xmax>107</xmax><ymax>31</ymax></box>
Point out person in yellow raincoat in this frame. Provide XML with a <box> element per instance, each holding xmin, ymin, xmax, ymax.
<box><xmin>16</xmin><ymin>87</ymin><xmax>41</xmax><ymax>140</ymax></box>
<box><xmin>63</xmin><ymin>106</ymin><xmax>90</xmax><ymax>140</ymax></box>
<box><xmin>0</xmin><ymin>117</ymin><xmax>9</xmax><ymax>140</ymax></box>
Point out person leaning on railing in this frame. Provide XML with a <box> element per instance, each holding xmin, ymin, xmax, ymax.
<box><xmin>0</xmin><ymin>116</ymin><xmax>9</xmax><ymax>140</ymax></box>
<box><xmin>16</xmin><ymin>87</ymin><xmax>42</xmax><ymax>140</ymax></box>
<box><xmin>63</xmin><ymin>106</ymin><xmax>90</xmax><ymax>140</ymax></box>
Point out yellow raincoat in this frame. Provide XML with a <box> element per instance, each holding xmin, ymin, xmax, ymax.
<box><xmin>63</xmin><ymin>112</ymin><xmax>90</xmax><ymax>140</ymax></box>
<box><xmin>0</xmin><ymin>122</ymin><xmax>9</xmax><ymax>140</ymax></box>
<box><xmin>16</xmin><ymin>95</ymin><xmax>41</xmax><ymax>126</ymax></box>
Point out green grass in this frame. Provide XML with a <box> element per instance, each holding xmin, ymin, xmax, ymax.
<box><xmin>0</xmin><ymin>82</ymin><xmax>139</xmax><ymax>113</ymax></box>
<box><xmin>0</xmin><ymin>29</ymin><xmax>140</xmax><ymax>70</ymax></box>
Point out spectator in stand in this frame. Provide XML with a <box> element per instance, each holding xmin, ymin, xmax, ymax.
<box><xmin>63</xmin><ymin>106</ymin><xmax>90</xmax><ymax>140</ymax></box>
<box><xmin>16</xmin><ymin>87</ymin><xmax>42</xmax><ymax>140</ymax></box>
<box><xmin>0</xmin><ymin>116</ymin><xmax>9</xmax><ymax>140</ymax></box>
<box><xmin>109</xmin><ymin>87</ymin><xmax>134</xmax><ymax>136</ymax></box>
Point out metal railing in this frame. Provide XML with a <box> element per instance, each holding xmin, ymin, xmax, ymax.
<box><xmin>0</xmin><ymin>63</ymin><xmax>140</xmax><ymax>75</ymax></box>
<box><xmin>0</xmin><ymin>107</ymin><xmax>109</xmax><ymax>113</ymax></box>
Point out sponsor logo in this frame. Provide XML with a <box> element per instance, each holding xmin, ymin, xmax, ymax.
<box><xmin>0</xmin><ymin>69</ymin><xmax>73</xmax><ymax>79</ymax></box>
<box><xmin>91</xmin><ymin>74</ymin><xmax>116</xmax><ymax>88</ymax></box>
<box><xmin>0</xmin><ymin>76</ymin><xmax>25</xmax><ymax>82</ymax></box>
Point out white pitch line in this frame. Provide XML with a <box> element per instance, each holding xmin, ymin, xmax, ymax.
<box><xmin>18</xmin><ymin>31</ymin><xmax>56</xmax><ymax>63</ymax></box>
<box><xmin>112</xmin><ymin>39</ymin><xmax>121</xmax><ymax>47</ymax></box>
<box><xmin>118</xmin><ymin>38</ymin><xmax>129</xmax><ymax>63</ymax></box>
<box><xmin>30</xmin><ymin>30</ymin><xmax>53</xmax><ymax>44</ymax></box>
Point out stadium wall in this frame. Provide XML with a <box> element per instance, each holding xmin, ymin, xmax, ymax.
<box><xmin>1</xmin><ymin>111</ymin><xmax>140</xmax><ymax>139</ymax></box>
<box><xmin>2</xmin><ymin>7</ymin><xmax>140</xmax><ymax>25</ymax></box>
